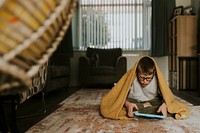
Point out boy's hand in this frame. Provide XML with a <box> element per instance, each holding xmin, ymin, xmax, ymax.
<box><xmin>124</xmin><ymin>100</ymin><xmax>138</xmax><ymax>117</ymax></box>
<box><xmin>157</xmin><ymin>103</ymin><xmax>167</xmax><ymax>117</ymax></box>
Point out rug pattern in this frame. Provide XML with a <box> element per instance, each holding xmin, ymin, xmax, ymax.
<box><xmin>26</xmin><ymin>89</ymin><xmax>200</xmax><ymax>133</ymax></box>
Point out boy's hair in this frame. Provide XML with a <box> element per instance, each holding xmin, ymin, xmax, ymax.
<box><xmin>137</xmin><ymin>57</ymin><xmax>155</xmax><ymax>74</ymax></box>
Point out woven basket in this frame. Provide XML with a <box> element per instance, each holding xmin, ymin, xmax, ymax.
<box><xmin>0</xmin><ymin>0</ymin><xmax>77</xmax><ymax>95</ymax></box>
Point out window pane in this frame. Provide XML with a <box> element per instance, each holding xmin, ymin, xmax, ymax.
<box><xmin>78</xmin><ymin>0</ymin><xmax>152</xmax><ymax>50</ymax></box>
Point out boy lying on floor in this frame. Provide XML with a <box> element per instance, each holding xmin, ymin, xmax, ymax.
<box><xmin>100</xmin><ymin>56</ymin><xmax>189</xmax><ymax>120</ymax></box>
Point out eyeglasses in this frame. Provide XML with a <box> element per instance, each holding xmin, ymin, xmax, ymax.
<box><xmin>137</xmin><ymin>74</ymin><xmax>154</xmax><ymax>81</ymax></box>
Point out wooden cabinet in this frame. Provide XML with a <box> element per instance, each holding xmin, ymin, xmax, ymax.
<box><xmin>168</xmin><ymin>16</ymin><xmax>197</xmax><ymax>90</ymax></box>
<box><xmin>178</xmin><ymin>57</ymin><xmax>198</xmax><ymax>90</ymax></box>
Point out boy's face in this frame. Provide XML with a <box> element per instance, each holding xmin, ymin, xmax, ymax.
<box><xmin>137</xmin><ymin>73</ymin><xmax>154</xmax><ymax>88</ymax></box>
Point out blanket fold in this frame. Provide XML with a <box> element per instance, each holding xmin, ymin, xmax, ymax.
<box><xmin>100</xmin><ymin>56</ymin><xmax>189</xmax><ymax>120</ymax></box>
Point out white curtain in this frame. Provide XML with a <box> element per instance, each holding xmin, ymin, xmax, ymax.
<box><xmin>78</xmin><ymin>0</ymin><xmax>152</xmax><ymax>50</ymax></box>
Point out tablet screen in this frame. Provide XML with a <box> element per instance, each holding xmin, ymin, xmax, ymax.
<box><xmin>134</xmin><ymin>111</ymin><xmax>166</xmax><ymax>119</ymax></box>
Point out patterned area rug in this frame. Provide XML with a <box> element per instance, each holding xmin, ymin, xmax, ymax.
<box><xmin>26</xmin><ymin>89</ymin><xmax>200</xmax><ymax>133</ymax></box>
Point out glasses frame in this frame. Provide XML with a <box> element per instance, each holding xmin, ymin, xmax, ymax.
<box><xmin>137</xmin><ymin>73</ymin><xmax>154</xmax><ymax>82</ymax></box>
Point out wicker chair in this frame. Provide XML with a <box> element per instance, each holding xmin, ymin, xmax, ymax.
<box><xmin>0</xmin><ymin>0</ymin><xmax>77</xmax><ymax>131</ymax></box>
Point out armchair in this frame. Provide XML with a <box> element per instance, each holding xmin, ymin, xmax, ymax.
<box><xmin>79</xmin><ymin>47</ymin><xmax>127</xmax><ymax>87</ymax></box>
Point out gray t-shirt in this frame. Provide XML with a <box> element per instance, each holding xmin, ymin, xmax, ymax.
<box><xmin>127</xmin><ymin>76</ymin><xmax>159</xmax><ymax>102</ymax></box>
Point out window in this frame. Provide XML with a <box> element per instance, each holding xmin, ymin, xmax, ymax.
<box><xmin>76</xmin><ymin>0</ymin><xmax>152</xmax><ymax>50</ymax></box>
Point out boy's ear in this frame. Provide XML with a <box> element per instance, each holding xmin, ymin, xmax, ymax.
<box><xmin>153</xmin><ymin>70</ymin><xmax>157</xmax><ymax>75</ymax></box>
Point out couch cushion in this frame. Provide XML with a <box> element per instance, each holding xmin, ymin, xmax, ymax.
<box><xmin>90</xmin><ymin>66</ymin><xmax>115</xmax><ymax>75</ymax></box>
<box><xmin>90</xmin><ymin>53</ymin><xmax>99</xmax><ymax>66</ymax></box>
<box><xmin>86</xmin><ymin>47</ymin><xmax>122</xmax><ymax>66</ymax></box>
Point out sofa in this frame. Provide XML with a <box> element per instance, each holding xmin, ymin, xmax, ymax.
<box><xmin>44</xmin><ymin>53</ymin><xmax>70</xmax><ymax>93</ymax></box>
<box><xmin>0</xmin><ymin>63</ymin><xmax>48</xmax><ymax>133</ymax></box>
<box><xmin>43</xmin><ymin>24</ymin><xmax>73</xmax><ymax>93</ymax></box>
<box><xmin>79</xmin><ymin>47</ymin><xmax>127</xmax><ymax>87</ymax></box>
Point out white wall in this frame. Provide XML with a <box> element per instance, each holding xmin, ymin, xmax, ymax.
<box><xmin>153</xmin><ymin>56</ymin><xmax>169</xmax><ymax>84</ymax></box>
<box><xmin>176</xmin><ymin>0</ymin><xmax>191</xmax><ymax>6</ymax></box>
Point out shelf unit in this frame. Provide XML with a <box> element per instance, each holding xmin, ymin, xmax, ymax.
<box><xmin>168</xmin><ymin>15</ymin><xmax>197</xmax><ymax>90</ymax></box>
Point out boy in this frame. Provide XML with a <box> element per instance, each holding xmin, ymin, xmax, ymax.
<box><xmin>124</xmin><ymin>56</ymin><xmax>167</xmax><ymax>118</ymax></box>
<box><xmin>100</xmin><ymin>56</ymin><xmax>189</xmax><ymax>120</ymax></box>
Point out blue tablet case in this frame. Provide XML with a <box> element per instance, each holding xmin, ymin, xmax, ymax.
<box><xmin>134</xmin><ymin>111</ymin><xmax>166</xmax><ymax>119</ymax></box>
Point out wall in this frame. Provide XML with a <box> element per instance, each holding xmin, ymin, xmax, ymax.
<box><xmin>192</xmin><ymin>0</ymin><xmax>200</xmax><ymax>15</ymax></box>
<box><xmin>176</xmin><ymin>0</ymin><xmax>191</xmax><ymax>6</ymax></box>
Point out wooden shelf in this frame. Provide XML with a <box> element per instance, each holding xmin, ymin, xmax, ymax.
<box><xmin>168</xmin><ymin>15</ymin><xmax>197</xmax><ymax>90</ymax></box>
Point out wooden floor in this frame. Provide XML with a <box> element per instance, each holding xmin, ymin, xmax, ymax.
<box><xmin>172</xmin><ymin>88</ymin><xmax>200</xmax><ymax>106</ymax></box>
<box><xmin>3</xmin><ymin>87</ymin><xmax>200</xmax><ymax>132</ymax></box>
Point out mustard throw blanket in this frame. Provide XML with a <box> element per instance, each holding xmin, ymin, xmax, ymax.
<box><xmin>100</xmin><ymin>56</ymin><xmax>190</xmax><ymax>120</ymax></box>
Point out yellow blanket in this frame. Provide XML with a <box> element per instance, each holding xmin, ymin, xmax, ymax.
<box><xmin>100</xmin><ymin>56</ymin><xmax>190</xmax><ymax>120</ymax></box>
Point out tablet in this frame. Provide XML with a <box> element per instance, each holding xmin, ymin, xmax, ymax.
<box><xmin>134</xmin><ymin>111</ymin><xmax>166</xmax><ymax>119</ymax></box>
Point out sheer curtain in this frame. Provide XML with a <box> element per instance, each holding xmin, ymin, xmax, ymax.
<box><xmin>77</xmin><ymin>0</ymin><xmax>152</xmax><ymax>50</ymax></box>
